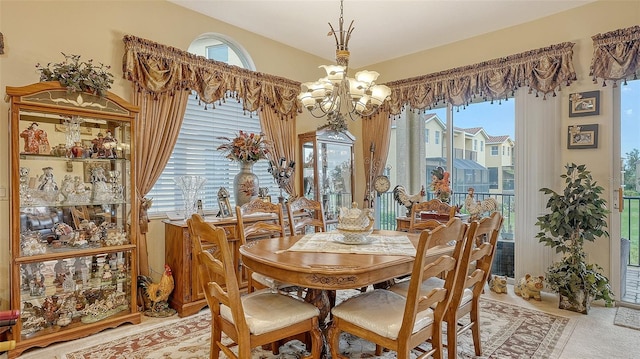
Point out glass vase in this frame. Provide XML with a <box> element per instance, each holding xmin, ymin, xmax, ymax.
<box><xmin>174</xmin><ymin>175</ymin><xmax>206</xmax><ymax>220</ymax></box>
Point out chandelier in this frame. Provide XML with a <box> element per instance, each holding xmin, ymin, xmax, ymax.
<box><xmin>297</xmin><ymin>0</ymin><xmax>391</xmax><ymax>127</ymax></box>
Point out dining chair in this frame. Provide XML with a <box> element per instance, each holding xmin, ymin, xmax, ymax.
<box><xmin>327</xmin><ymin>217</ymin><xmax>469</xmax><ymax>359</ymax></box>
<box><xmin>187</xmin><ymin>214</ymin><xmax>322</xmax><ymax>359</ymax></box>
<box><xmin>448</xmin><ymin>212</ymin><xmax>503</xmax><ymax>356</ymax></box>
<box><xmin>235</xmin><ymin>198</ymin><xmax>288</xmax><ymax>293</ymax></box>
<box><xmin>286</xmin><ymin>196</ymin><xmax>326</xmax><ymax>235</ymax></box>
<box><xmin>407</xmin><ymin>199</ymin><xmax>456</xmax><ymax>233</ymax></box>
<box><xmin>390</xmin><ymin>212</ymin><xmax>503</xmax><ymax>358</ymax></box>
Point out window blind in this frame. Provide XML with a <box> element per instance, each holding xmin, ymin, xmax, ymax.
<box><xmin>147</xmin><ymin>94</ymin><xmax>279</xmax><ymax>214</ymax></box>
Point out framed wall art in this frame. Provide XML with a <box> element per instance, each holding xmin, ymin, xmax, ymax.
<box><xmin>567</xmin><ymin>124</ymin><xmax>598</xmax><ymax>149</ymax></box>
<box><xmin>569</xmin><ymin>91</ymin><xmax>600</xmax><ymax>117</ymax></box>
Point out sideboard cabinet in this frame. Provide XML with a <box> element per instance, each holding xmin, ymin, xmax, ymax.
<box><xmin>164</xmin><ymin>212</ymin><xmax>306</xmax><ymax>317</ymax></box>
<box><xmin>6</xmin><ymin>82</ymin><xmax>140</xmax><ymax>357</ymax></box>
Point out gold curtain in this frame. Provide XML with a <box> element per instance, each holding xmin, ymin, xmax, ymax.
<box><xmin>133</xmin><ymin>90</ymin><xmax>190</xmax><ymax>276</ymax></box>
<box><xmin>590</xmin><ymin>25</ymin><xmax>640</xmax><ymax>87</ymax></box>
<box><xmin>361</xmin><ymin>109</ymin><xmax>392</xmax><ymax>208</ymax></box>
<box><xmin>122</xmin><ymin>35</ymin><xmax>302</xmax><ymax>118</ymax></box>
<box><xmin>122</xmin><ymin>35</ymin><xmax>302</xmax><ymax>275</ymax></box>
<box><xmin>259</xmin><ymin>106</ymin><xmax>297</xmax><ymax>197</ymax></box>
<box><xmin>383</xmin><ymin>42</ymin><xmax>577</xmax><ymax>114</ymax></box>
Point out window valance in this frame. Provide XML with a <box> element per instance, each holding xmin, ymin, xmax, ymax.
<box><xmin>590</xmin><ymin>25</ymin><xmax>640</xmax><ymax>87</ymax></box>
<box><xmin>383</xmin><ymin>42</ymin><xmax>577</xmax><ymax>115</ymax></box>
<box><xmin>122</xmin><ymin>35</ymin><xmax>302</xmax><ymax>118</ymax></box>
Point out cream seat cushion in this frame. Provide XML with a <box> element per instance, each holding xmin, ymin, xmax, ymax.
<box><xmin>390</xmin><ymin>277</ymin><xmax>473</xmax><ymax>307</ymax></box>
<box><xmin>220</xmin><ymin>290</ymin><xmax>319</xmax><ymax>335</ymax></box>
<box><xmin>330</xmin><ymin>289</ymin><xmax>434</xmax><ymax>340</ymax></box>
<box><xmin>251</xmin><ymin>272</ymin><xmax>294</xmax><ymax>290</ymax></box>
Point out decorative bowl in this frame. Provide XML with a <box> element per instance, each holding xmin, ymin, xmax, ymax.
<box><xmin>336</xmin><ymin>202</ymin><xmax>375</xmax><ymax>244</ymax></box>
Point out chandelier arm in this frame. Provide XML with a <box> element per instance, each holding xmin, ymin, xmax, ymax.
<box><xmin>298</xmin><ymin>0</ymin><xmax>390</xmax><ymax>126</ymax></box>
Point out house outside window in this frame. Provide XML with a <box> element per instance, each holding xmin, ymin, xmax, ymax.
<box><xmin>491</xmin><ymin>145</ymin><xmax>499</xmax><ymax>156</ymax></box>
<box><xmin>425</xmin><ymin>128</ymin><xmax>429</xmax><ymax>143</ymax></box>
<box><xmin>435</xmin><ymin>130</ymin><xmax>440</xmax><ymax>144</ymax></box>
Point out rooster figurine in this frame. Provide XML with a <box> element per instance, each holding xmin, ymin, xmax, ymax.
<box><xmin>465</xmin><ymin>187</ymin><xmax>498</xmax><ymax>221</ymax></box>
<box><xmin>138</xmin><ymin>264</ymin><xmax>176</xmax><ymax>317</ymax></box>
<box><xmin>393</xmin><ymin>185</ymin><xmax>426</xmax><ymax>216</ymax></box>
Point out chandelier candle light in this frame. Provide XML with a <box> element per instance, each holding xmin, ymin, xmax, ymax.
<box><xmin>298</xmin><ymin>0</ymin><xmax>391</xmax><ymax>129</ymax></box>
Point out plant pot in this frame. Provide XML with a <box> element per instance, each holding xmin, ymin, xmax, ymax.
<box><xmin>558</xmin><ymin>288</ymin><xmax>593</xmax><ymax>314</ymax></box>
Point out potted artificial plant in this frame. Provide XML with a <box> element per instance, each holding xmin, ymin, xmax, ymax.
<box><xmin>36</xmin><ymin>53</ymin><xmax>114</xmax><ymax>97</ymax></box>
<box><xmin>536</xmin><ymin>163</ymin><xmax>614</xmax><ymax>313</ymax></box>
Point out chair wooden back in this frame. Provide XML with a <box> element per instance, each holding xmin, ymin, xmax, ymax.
<box><xmin>286</xmin><ymin>196</ymin><xmax>326</xmax><ymax>234</ymax></box>
<box><xmin>444</xmin><ymin>211</ymin><xmax>503</xmax><ymax>358</ymax></box>
<box><xmin>408</xmin><ymin>199</ymin><xmax>456</xmax><ymax>233</ymax></box>
<box><xmin>189</xmin><ymin>213</ymin><xmax>323</xmax><ymax>359</ymax></box>
<box><xmin>235</xmin><ymin>199</ymin><xmax>286</xmax><ymax>290</ymax></box>
<box><xmin>188</xmin><ymin>214</ymin><xmax>247</xmax><ymax>333</ymax></box>
<box><xmin>397</xmin><ymin>217</ymin><xmax>468</xmax><ymax>355</ymax></box>
<box><xmin>468</xmin><ymin>212</ymin><xmax>504</xmax><ymax>293</ymax></box>
<box><xmin>236</xmin><ymin>199</ymin><xmax>286</xmax><ymax>243</ymax></box>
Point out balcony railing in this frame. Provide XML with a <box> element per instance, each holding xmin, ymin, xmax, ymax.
<box><xmin>377</xmin><ymin>191</ymin><xmax>515</xmax><ymax>237</ymax></box>
<box><xmin>378</xmin><ymin>192</ymin><xmax>640</xmax><ymax>270</ymax></box>
<box><xmin>621</xmin><ymin>196</ymin><xmax>640</xmax><ymax>266</ymax></box>
<box><xmin>377</xmin><ymin>190</ymin><xmax>516</xmax><ymax>277</ymax></box>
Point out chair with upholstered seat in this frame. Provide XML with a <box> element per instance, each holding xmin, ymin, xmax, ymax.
<box><xmin>235</xmin><ymin>198</ymin><xmax>289</xmax><ymax>293</ymax></box>
<box><xmin>286</xmin><ymin>196</ymin><xmax>326</xmax><ymax>235</ymax></box>
<box><xmin>390</xmin><ymin>212</ymin><xmax>503</xmax><ymax>358</ymax></box>
<box><xmin>188</xmin><ymin>214</ymin><xmax>322</xmax><ymax>359</ymax></box>
<box><xmin>407</xmin><ymin>199</ymin><xmax>456</xmax><ymax>233</ymax></box>
<box><xmin>327</xmin><ymin>217</ymin><xmax>469</xmax><ymax>359</ymax></box>
<box><xmin>444</xmin><ymin>212</ymin><xmax>503</xmax><ymax>358</ymax></box>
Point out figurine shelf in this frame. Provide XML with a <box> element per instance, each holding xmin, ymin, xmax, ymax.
<box><xmin>5</xmin><ymin>82</ymin><xmax>141</xmax><ymax>358</ymax></box>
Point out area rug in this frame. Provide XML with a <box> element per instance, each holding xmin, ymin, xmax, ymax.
<box><xmin>614</xmin><ymin>306</ymin><xmax>640</xmax><ymax>330</ymax></box>
<box><xmin>63</xmin><ymin>294</ymin><xmax>574</xmax><ymax>359</ymax></box>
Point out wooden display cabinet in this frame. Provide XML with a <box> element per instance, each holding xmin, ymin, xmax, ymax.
<box><xmin>6</xmin><ymin>82</ymin><xmax>140</xmax><ymax>357</ymax></box>
<box><xmin>298</xmin><ymin>127</ymin><xmax>355</xmax><ymax>229</ymax></box>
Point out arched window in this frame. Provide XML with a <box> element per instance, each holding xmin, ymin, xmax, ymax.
<box><xmin>147</xmin><ymin>34</ymin><xmax>278</xmax><ymax>214</ymax></box>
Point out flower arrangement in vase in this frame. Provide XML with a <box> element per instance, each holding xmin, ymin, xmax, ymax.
<box><xmin>217</xmin><ymin>131</ymin><xmax>270</xmax><ymax>206</ymax></box>
<box><xmin>217</xmin><ymin>131</ymin><xmax>270</xmax><ymax>163</ymax></box>
<box><xmin>36</xmin><ymin>53</ymin><xmax>114</xmax><ymax>97</ymax></box>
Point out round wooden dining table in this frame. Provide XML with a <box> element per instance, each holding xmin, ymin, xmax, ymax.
<box><xmin>239</xmin><ymin>229</ymin><xmax>453</xmax><ymax>320</ymax></box>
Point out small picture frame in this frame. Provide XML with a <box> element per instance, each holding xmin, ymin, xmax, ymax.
<box><xmin>217</xmin><ymin>197</ymin><xmax>232</xmax><ymax>218</ymax></box>
<box><xmin>569</xmin><ymin>91</ymin><xmax>600</xmax><ymax>117</ymax></box>
<box><xmin>567</xmin><ymin>124</ymin><xmax>598</xmax><ymax>149</ymax></box>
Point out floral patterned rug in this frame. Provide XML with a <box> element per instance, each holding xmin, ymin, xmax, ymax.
<box><xmin>63</xmin><ymin>293</ymin><xmax>574</xmax><ymax>359</ymax></box>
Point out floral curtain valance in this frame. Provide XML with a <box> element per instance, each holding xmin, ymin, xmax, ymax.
<box><xmin>382</xmin><ymin>42</ymin><xmax>577</xmax><ymax>115</ymax></box>
<box><xmin>590</xmin><ymin>25</ymin><xmax>640</xmax><ymax>87</ymax></box>
<box><xmin>122</xmin><ymin>35</ymin><xmax>302</xmax><ymax>118</ymax></box>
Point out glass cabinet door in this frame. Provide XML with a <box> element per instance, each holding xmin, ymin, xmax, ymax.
<box><xmin>298</xmin><ymin>128</ymin><xmax>355</xmax><ymax>229</ymax></box>
<box><xmin>6</xmin><ymin>82</ymin><xmax>140</xmax><ymax>357</ymax></box>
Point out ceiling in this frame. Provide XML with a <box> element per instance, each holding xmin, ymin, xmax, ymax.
<box><xmin>168</xmin><ymin>0</ymin><xmax>594</xmax><ymax>69</ymax></box>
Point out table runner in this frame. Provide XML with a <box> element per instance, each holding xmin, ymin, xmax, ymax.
<box><xmin>282</xmin><ymin>231</ymin><xmax>416</xmax><ymax>256</ymax></box>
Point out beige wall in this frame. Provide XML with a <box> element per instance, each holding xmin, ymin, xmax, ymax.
<box><xmin>1</xmin><ymin>0</ymin><xmax>639</xmax><ymax>305</ymax></box>
<box><xmin>0</xmin><ymin>0</ymin><xmax>329</xmax><ymax>306</ymax></box>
